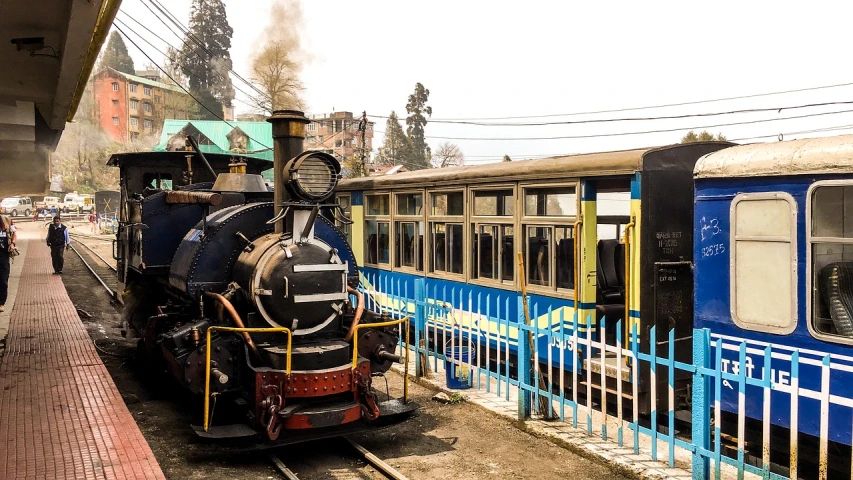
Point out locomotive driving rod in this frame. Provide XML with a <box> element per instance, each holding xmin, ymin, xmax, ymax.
<box><xmin>203</xmin><ymin>292</ymin><xmax>262</xmax><ymax>363</ymax></box>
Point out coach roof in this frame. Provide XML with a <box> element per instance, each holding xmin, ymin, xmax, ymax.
<box><xmin>339</xmin><ymin>147</ymin><xmax>652</xmax><ymax>190</ymax></box>
<box><xmin>694</xmin><ymin>134</ymin><xmax>853</xmax><ymax>179</ymax></box>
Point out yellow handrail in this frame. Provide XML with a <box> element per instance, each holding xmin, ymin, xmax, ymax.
<box><xmin>622</xmin><ymin>218</ymin><xmax>635</xmax><ymax>351</ymax></box>
<box><xmin>351</xmin><ymin>316</ymin><xmax>410</xmax><ymax>368</ymax></box>
<box><xmin>573</xmin><ymin>219</ymin><xmax>583</xmax><ymax>312</ymax></box>
<box><xmin>204</xmin><ymin>325</ymin><xmax>292</xmax><ymax>431</ymax></box>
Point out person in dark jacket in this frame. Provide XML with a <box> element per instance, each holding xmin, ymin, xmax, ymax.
<box><xmin>0</xmin><ymin>214</ymin><xmax>17</xmax><ymax>312</ymax></box>
<box><xmin>46</xmin><ymin>216</ymin><xmax>70</xmax><ymax>274</ymax></box>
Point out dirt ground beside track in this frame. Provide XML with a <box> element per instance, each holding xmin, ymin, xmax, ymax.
<box><xmin>49</xmin><ymin>222</ymin><xmax>631</xmax><ymax>480</ymax></box>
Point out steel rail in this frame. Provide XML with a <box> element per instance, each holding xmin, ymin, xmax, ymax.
<box><xmin>68</xmin><ymin>244</ymin><xmax>115</xmax><ymax>298</ymax></box>
<box><xmin>72</xmin><ymin>237</ymin><xmax>117</xmax><ymax>273</ymax></box>
<box><xmin>345</xmin><ymin>437</ymin><xmax>410</xmax><ymax>480</ymax></box>
<box><xmin>267</xmin><ymin>453</ymin><xmax>299</xmax><ymax>480</ymax></box>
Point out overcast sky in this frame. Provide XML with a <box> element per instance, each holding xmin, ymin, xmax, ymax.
<box><xmin>116</xmin><ymin>0</ymin><xmax>853</xmax><ymax>164</ymax></box>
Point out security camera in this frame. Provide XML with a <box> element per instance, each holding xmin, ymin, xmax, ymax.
<box><xmin>10</xmin><ymin>37</ymin><xmax>45</xmax><ymax>53</ymax></box>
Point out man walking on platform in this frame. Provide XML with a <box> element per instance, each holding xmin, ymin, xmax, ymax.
<box><xmin>0</xmin><ymin>214</ymin><xmax>17</xmax><ymax>312</ymax></box>
<box><xmin>47</xmin><ymin>216</ymin><xmax>70</xmax><ymax>274</ymax></box>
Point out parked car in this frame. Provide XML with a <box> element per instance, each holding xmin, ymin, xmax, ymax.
<box><xmin>80</xmin><ymin>194</ymin><xmax>95</xmax><ymax>213</ymax></box>
<box><xmin>63</xmin><ymin>193</ymin><xmax>82</xmax><ymax>213</ymax></box>
<box><xmin>0</xmin><ymin>196</ymin><xmax>33</xmax><ymax>217</ymax></box>
<box><xmin>34</xmin><ymin>196</ymin><xmax>61</xmax><ymax>211</ymax></box>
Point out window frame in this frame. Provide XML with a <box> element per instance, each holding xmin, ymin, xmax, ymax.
<box><xmin>729</xmin><ymin>191</ymin><xmax>798</xmax><ymax>335</ymax></box>
<box><xmin>393</xmin><ymin>190</ymin><xmax>425</xmax><ymax>273</ymax></box>
<box><xmin>806</xmin><ymin>180</ymin><xmax>853</xmax><ymax>344</ymax></box>
<box><xmin>144</xmin><ymin>86</ymin><xmax>152</xmax><ymax>96</ymax></box>
<box><xmin>519</xmin><ymin>181</ymin><xmax>579</xmax><ymax>298</ymax></box>
<box><xmin>129</xmin><ymin>83</ymin><xmax>138</xmax><ymax>93</ymax></box>
<box><xmin>111</xmin><ymin>82</ymin><xmax>119</xmax><ymax>91</ymax></box>
<box><xmin>336</xmin><ymin>193</ymin><xmax>353</xmax><ymax>244</ymax></box>
<box><xmin>130</xmin><ymin>99</ymin><xmax>139</xmax><ymax>110</ymax></box>
<box><xmin>428</xmin><ymin>189</ymin><xmax>466</xmax><ymax>279</ymax></box>
<box><xmin>364</xmin><ymin>192</ymin><xmax>391</xmax><ymax>269</ymax></box>
<box><xmin>469</xmin><ymin>184</ymin><xmax>517</xmax><ymax>289</ymax></box>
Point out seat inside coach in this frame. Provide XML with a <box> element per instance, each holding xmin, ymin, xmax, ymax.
<box><xmin>596</xmin><ymin>239</ymin><xmax>626</xmax><ymax>326</ymax></box>
<box><xmin>819</xmin><ymin>262</ymin><xmax>853</xmax><ymax>337</ymax></box>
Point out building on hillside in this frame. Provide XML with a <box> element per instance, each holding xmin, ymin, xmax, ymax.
<box><xmin>305</xmin><ymin>111</ymin><xmax>374</xmax><ymax>164</ymax></box>
<box><xmin>92</xmin><ymin>68</ymin><xmax>199</xmax><ymax>143</ymax></box>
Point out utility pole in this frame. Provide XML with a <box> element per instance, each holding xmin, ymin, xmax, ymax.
<box><xmin>358</xmin><ymin>111</ymin><xmax>368</xmax><ymax>177</ymax></box>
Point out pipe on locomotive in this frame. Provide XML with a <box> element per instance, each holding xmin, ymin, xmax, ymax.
<box><xmin>268</xmin><ymin>110</ymin><xmax>311</xmax><ymax>234</ymax></box>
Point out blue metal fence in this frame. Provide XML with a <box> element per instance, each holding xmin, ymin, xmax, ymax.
<box><xmin>360</xmin><ymin>272</ymin><xmax>853</xmax><ymax>480</ymax></box>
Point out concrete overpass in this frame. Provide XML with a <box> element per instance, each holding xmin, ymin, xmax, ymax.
<box><xmin>0</xmin><ymin>0</ymin><xmax>121</xmax><ymax>197</ymax></box>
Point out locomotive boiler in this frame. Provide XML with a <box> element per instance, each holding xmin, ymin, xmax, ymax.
<box><xmin>112</xmin><ymin>110</ymin><xmax>415</xmax><ymax>443</ymax></box>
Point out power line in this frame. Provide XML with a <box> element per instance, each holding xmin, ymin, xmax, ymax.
<box><xmin>115</xmin><ymin>23</ymin><xmax>273</xmax><ymax>151</ymax></box>
<box><xmin>115</xmin><ymin>14</ymin><xmax>265</xmax><ymax>108</ymax></box>
<box><xmin>387</xmin><ymin>81</ymin><xmax>853</xmax><ymax>121</ymax></box>
<box><xmin>142</xmin><ymin>0</ymin><xmax>269</xmax><ymax>101</ymax></box>
<box><xmin>730</xmin><ymin>124</ymin><xmax>853</xmax><ymax>142</ymax></box>
<box><xmin>367</xmin><ymin>100</ymin><xmax>853</xmax><ymax>127</ymax></box>
<box><xmin>373</xmin><ymin>107</ymin><xmax>853</xmax><ymax>141</ymax></box>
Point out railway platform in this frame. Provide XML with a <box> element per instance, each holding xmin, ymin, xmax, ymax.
<box><xmin>0</xmin><ymin>226</ymin><xmax>164</xmax><ymax>479</ymax></box>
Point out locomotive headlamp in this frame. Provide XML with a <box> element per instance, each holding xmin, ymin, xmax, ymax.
<box><xmin>284</xmin><ymin>151</ymin><xmax>341</xmax><ymax>202</ymax></box>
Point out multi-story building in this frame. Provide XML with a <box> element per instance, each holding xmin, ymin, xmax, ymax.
<box><xmin>305</xmin><ymin>111</ymin><xmax>374</xmax><ymax>163</ymax></box>
<box><xmin>92</xmin><ymin>68</ymin><xmax>198</xmax><ymax>143</ymax></box>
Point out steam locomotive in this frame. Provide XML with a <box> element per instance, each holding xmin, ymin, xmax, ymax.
<box><xmin>110</xmin><ymin>110</ymin><xmax>415</xmax><ymax>443</ymax></box>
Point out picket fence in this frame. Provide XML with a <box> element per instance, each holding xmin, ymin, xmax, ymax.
<box><xmin>360</xmin><ymin>273</ymin><xmax>853</xmax><ymax>480</ymax></box>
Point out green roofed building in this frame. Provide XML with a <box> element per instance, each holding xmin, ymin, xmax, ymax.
<box><xmin>153</xmin><ymin>119</ymin><xmax>275</xmax><ymax>182</ymax></box>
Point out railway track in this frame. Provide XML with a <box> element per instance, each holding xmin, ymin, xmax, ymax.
<box><xmin>268</xmin><ymin>437</ymin><xmax>409</xmax><ymax>480</ymax></box>
<box><xmin>67</xmin><ymin>233</ymin><xmax>118</xmax><ymax>298</ymax></box>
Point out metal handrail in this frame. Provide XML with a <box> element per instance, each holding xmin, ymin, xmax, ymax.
<box><xmin>622</xmin><ymin>217</ymin><xmax>636</xmax><ymax>353</ymax></box>
<box><xmin>351</xmin><ymin>316</ymin><xmax>410</xmax><ymax>368</ymax></box>
<box><xmin>352</xmin><ymin>316</ymin><xmax>411</xmax><ymax>402</ymax></box>
<box><xmin>204</xmin><ymin>325</ymin><xmax>292</xmax><ymax>431</ymax></box>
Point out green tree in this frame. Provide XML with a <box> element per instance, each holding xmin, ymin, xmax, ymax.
<box><xmin>179</xmin><ymin>0</ymin><xmax>235</xmax><ymax>120</ymax></box>
<box><xmin>375</xmin><ymin>112</ymin><xmax>413</xmax><ymax>167</ymax></box>
<box><xmin>681</xmin><ymin>130</ymin><xmax>727</xmax><ymax>143</ymax></box>
<box><xmin>98</xmin><ymin>32</ymin><xmax>135</xmax><ymax>74</ymax></box>
<box><xmin>405</xmin><ymin>82</ymin><xmax>433</xmax><ymax>169</ymax></box>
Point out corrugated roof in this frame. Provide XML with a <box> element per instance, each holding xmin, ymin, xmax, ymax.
<box><xmin>154</xmin><ymin>120</ymin><xmax>274</xmax><ymax>161</ymax></box>
<box><xmin>694</xmin><ymin>134</ymin><xmax>853</xmax><ymax>179</ymax></box>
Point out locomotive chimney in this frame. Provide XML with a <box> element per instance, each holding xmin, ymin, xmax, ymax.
<box><xmin>268</xmin><ymin>110</ymin><xmax>310</xmax><ymax>234</ymax></box>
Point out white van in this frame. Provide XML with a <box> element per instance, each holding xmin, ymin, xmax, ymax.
<box><xmin>63</xmin><ymin>193</ymin><xmax>83</xmax><ymax>212</ymax></box>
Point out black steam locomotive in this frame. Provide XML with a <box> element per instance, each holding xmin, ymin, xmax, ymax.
<box><xmin>110</xmin><ymin>111</ymin><xmax>414</xmax><ymax>443</ymax></box>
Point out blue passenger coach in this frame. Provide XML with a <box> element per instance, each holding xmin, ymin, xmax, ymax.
<box><xmin>693</xmin><ymin>135</ymin><xmax>853</xmax><ymax>444</ymax></box>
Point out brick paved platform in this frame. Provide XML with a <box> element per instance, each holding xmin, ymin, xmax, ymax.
<box><xmin>0</xmin><ymin>236</ymin><xmax>164</xmax><ymax>479</ymax></box>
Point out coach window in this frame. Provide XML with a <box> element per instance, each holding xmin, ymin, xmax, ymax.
<box><xmin>365</xmin><ymin>194</ymin><xmax>390</xmax><ymax>266</ymax></box>
<box><xmin>471</xmin><ymin>188</ymin><xmax>515</xmax><ymax>284</ymax></box>
<box><xmin>809</xmin><ymin>183</ymin><xmax>853</xmax><ymax>343</ymax></box>
<box><xmin>395</xmin><ymin>192</ymin><xmax>424</xmax><ymax>271</ymax></box>
<box><xmin>730</xmin><ymin>192</ymin><xmax>797</xmax><ymax>334</ymax></box>
<box><xmin>430</xmin><ymin>191</ymin><xmax>464</xmax><ymax>276</ymax></box>
<box><xmin>522</xmin><ymin>185</ymin><xmax>577</xmax><ymax>293</ymax></box>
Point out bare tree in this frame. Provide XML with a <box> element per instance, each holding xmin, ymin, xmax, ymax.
<box><xmin>249</xmin><ymin>40</ymin><xmax>304</xmax><ymax>114</ymax></box>
<box><xmin>432</xmin><ymin>142</ymin><xmax>464</xmax><ymax>168</ymax></box>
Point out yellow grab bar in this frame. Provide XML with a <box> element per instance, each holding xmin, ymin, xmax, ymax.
<box><xmin>204</xmin><ymin>325</ymin><xmax>292</xmax><ymax>431</ymax></box>
<box><xmin>573</xmin><ymin>219</ymin><xmax>583</xmax><ymax>310</ymax></box>
<box><xmin>622</xmin><ymin>218</ymin><xmax>635</xmax><ymax>351</ymax></box>
<box><xmin>351</xmin><ymin>316</ymin><xmax>410</xmax><ymax>368</ymax></box>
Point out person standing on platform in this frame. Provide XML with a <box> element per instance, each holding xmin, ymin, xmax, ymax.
<box><xmin>46</xmin><ymin>216</ymin><xmax>70</xmax><ymax>274</ymax></box>
<box><xmin>0</xmin><ymin>214</ymin><xmax>17</xmax><ymax>312</ymax></box>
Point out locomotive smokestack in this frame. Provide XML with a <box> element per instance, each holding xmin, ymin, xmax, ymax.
<box><xmin>268</xmin><ymin>110</ymin><xmax>310</xmax><ymax>233</ymax></box>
